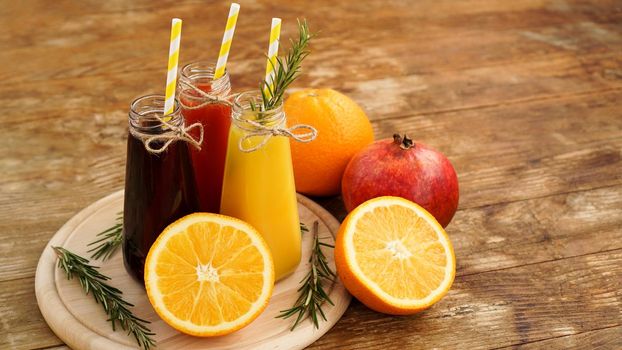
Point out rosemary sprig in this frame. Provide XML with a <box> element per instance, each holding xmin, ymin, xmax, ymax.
<box><xmin>52</xmin><ymin>246</ymin><xmax>156</xmax><ymax>350</ymax></box>
<box><xmin>88</xmin><ymin>212</ymin><xmax>123</xmax><ymax>260</ymax></box>
<box><xmin>260</xmin><ymin>19</ymin><xmax>314</xmax><ymax>111</ymax></box>
<box><xmin>300</xmin><ymin>222</ymin><xmax>309</xmax><ymax>234</ymax></box>
<box><xmin>277</xmin><ymin>221</ymin><xmax>336</xmax><ymax>330</ymax></box>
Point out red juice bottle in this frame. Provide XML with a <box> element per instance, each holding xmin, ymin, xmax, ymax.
<box><xmin>178</xmin><ymin>62</ymin><xmax>232</xmax><ymax>213</ymax></box>
<box><xmin>122</xmin><ymin>94</ymin><xmax>199</xmax><ymax>283</ymax></box>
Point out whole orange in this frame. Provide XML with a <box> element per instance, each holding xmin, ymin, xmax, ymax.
<box><xmin>285</xmin><ymin>89</ymin><xmax>374</xmax><ymax>196</ymax></box>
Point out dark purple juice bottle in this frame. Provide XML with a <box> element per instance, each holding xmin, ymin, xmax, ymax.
<box><xmin>122</xmin><ymin>94</ymin><xmax>198</xmax><ymax>283</ymax></box>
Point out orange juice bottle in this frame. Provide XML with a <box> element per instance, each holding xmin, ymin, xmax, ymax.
<box><xmin>220</xmin><ymin>91</ymin><xmax>301</xmax><ymax>280</ymax></box>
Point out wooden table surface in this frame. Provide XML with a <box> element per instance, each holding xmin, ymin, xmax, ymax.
<box><xmin>2</xmin><ymin>1</ymin><xmax>621</xmax><ymax>349</ymax></box>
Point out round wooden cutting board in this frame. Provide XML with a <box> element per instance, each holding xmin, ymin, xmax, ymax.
<box><xmin>35</xmin><ymin>190</ymin><xmax>351</xmax><ymax>350</ymax></box>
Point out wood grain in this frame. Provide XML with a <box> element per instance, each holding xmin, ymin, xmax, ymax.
<box><xmin>2</xmin><ymin>50</ymin><xmax>621</xmax><ymax>124</ymax></box>
<box><xmin>309</xmin><ymin>249</ymin><xmax>622</xmax><ymax>349</ymax></box>
<box><xmin>0</xmin><ymin>277</ymin><xmax>62</xmax><ymax>350</ymax></box>
<box><xmin>452</xmin><ymin>184</ymin><xmax>622</xmax><ymax>276</ymax></box>
<box><xmin>2</xmin><ymin>0</ymin><xmax>622</xmax><ymax>349</ymax></box>
<box><xmin>375</xmin><ymin>89</ymin><xmax>622</xmax><ymax>209</ymax></box>
<box><xmin>510</xmin><ymin>326</ymin><xmax>622</xmax><ymax>349</ymax></box>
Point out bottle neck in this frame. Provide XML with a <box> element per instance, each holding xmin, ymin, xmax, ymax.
<box><xmin>178</xmin><ymin>62</ymin><xmax>231</xmax><ymax>101</ymax></box>
<box><xmin>129</xmin><ymin>94</ymin><xmax>182</xmax><ymax>135</ymax></box>
<box><xmin>231</xmin><ymin>91</ymin><xmax>286</xmax><ymax>130</ymax></box>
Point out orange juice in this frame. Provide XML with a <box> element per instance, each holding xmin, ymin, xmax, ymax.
<box><xmin>220</xmin><ymin>92</ymin><xmax>301</xmax><ymax>280</ymax></box>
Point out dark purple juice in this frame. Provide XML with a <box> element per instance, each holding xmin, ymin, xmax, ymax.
<box><xmin>122</xmin><ymin>95</ymin><xmax>198</xmax><ymax>283</ymax></box>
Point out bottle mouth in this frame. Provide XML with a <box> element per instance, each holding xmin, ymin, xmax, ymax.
<box><xmin>179</xmin><ymin>61</ymin><xmax>231</xmax><ymax>100</ymax></box>
<box><xmin>129</xmin><ymin>94</ymin><xmax>181</xmax><ymax>134</ymax></box>
<box><xmin>232</xmin><ymin>91</ymin><xmax>285</xmax><ymax>127</ymax></box>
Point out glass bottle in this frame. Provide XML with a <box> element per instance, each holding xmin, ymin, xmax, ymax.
<box><xmin>178</xmin><ymin>62</ymin><xmax>232</xmax><ymax>213</ymax></box>
<box><xmin>122</xmin><ymin>94</ymin><xmax>199</xmax><ymax>283</ymax></box>
<box><xmin>220</xmin><ymin>91</ymin><xmax>302</xmax><ymax>280</ymax></box>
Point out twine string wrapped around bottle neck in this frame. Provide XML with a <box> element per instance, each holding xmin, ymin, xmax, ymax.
<box><xmin>130</xmin><ymin>112</ymin><xmax>204</xmax><ymax>154</ymax></box>
<box><xmin>177</xmin><ymin>80</ymin><xmax>233</xmax><ymax>110</ymax></box>
<box><xmin>237</xmin><ymin>119</ymin><xmax>317</xmax><ymax>153</ymax></box>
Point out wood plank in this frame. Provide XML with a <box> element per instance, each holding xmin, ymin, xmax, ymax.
<box><xmin>1</xmin><ymin>0</ymin><xmax>616</xmax><ymax>48</ymax></box>
<box><xmin>452</xmin><ymin>184</ymin><xmax>622</xmax><ymax>275</ymax></box>
<box><xmin>339</xmin><ymin>53</ymin><xmax>622</xmax><ymax>120</ymax></box>
<box><xmin>1</xmin><ymin>0</ymin><xmax>621</xmax><ymax>87</ymax></box>
<box><xmin>507</xmin><ymin>325</ymin><xmax>622</xmax><ymax>349</ymax></box>
<box><xmin>7</xmin><ymin>0</ymin><xmax>620</xmax><ymax>26</ymax></box>
<box><xmin>1</xmin><ymin>51</ymin><xmax>620</xmax><ymax>140</ymax></box>
<box><xmin>309</xmin><ymin>249</ymin><xmax>622</xmax><ymax>349</ymax></box>
<box><xmin>0</xmin><ymin>277</ymin><xmax>62</xmax><ymax>350</ymax></box>
<box><xmin>1</xmin><ymin>49</ymin><xmax>620</xmax><ymax>124</ymax></box>
<box><xmin>374</xmin><ymin>89</ymin><xmax>622</xmax><ymax>209</ymax></box>
<box><xmin>3</xmin><ymin>0</ymin><xmax>620</xmax><ymax>51</ymax></box>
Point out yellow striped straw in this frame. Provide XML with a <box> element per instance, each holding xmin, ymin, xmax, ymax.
<box><xmin>214</xmin><ymin>3</ymin><xmax>240</xmax><ymax>80</ymax></box>
<box><xmin>164</xmin><ymin>18</ymin><xmax>182</xmax><ymax>116</ymax></box>
<box><xmin>263</xmin><ymin>18</ymin><xmax>281</xmax><ymax>97</ymax></box>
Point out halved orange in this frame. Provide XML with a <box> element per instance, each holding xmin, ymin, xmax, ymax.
<box><xmin>335</xmin><ymin>196</ymin><xmax>455</xmax><ymax>315</ymax></box>
<box><xmin>144</xmin><ymin>213</ymin><xmax>275</xmax><ymax>336</ymax></box>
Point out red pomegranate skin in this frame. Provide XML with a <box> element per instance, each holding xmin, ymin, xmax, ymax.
<box><xmin>341</xmin><ymin>135</ymin><xmax>459</xmax><ymax>227</ymax></box>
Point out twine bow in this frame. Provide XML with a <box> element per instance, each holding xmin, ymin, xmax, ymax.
<box><xmin>178</xmin><ymin>80</ymin><xmax>233</xmax><ymax>110</ymax></box>
<box><xmin>238</xmin><ymin>119</ymin><xmax>317</xmax><ymax>153</ymax></box>
<box><xmin>130</xmin><ymin>114</ymin><xmax>204</xmax><ymax>154</ymax></box>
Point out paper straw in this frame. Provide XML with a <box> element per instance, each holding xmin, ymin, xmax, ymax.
<box><xmin>263</xmin><ymin>18</ymin><xmax>281</xmax><ymax>97</ymax></box>
<box><xmin>164</xmin><ymin>18</ymin><xmax>182</xmax><ymax>116</ymax></box>
<box><xmin>214</xmin><ymin>3</ymin><xmax>240</xmax><ymax>80</ymax></box>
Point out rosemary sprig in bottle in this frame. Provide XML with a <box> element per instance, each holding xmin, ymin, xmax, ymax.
<box><xmin>52</xmin><ymin>246</ymin><xmax>156</xmax><ymax>350</ymax></box>
<box><xmin>260</xmin><ymin>19</ymin><xmax>314</xmax><ymax>111</ymax></box>
<box><xmin>277</xmin><ymin>221</ymin><xmax>336</xmax><ymax>330</ymax></box>
<box><xmin>87</xmin><ymin>212</ymin><xmax>123</xmax><ymax>260</ymax></box>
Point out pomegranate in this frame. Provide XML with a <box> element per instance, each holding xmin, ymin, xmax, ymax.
<box><xmin>341</xmin><ymin>134</ymin><xmax>459</xmax><ymax>227</ymax></box>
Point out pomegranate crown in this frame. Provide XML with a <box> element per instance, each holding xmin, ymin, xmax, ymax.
<box><xmin>393</xmin><ymin>134</ymin><xmax>414</xmax><ymax>150</ymax></box>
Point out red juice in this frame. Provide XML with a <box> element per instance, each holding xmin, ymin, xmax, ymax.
<box><xmin>179</xmin><ymin>63</ymin><xmax>232</xmax><ymax>213</ymax></box>
<box><xmin>122</xmin><ymin>95</ymin><xmax>198</xmax><ymax>283</ymax></box>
